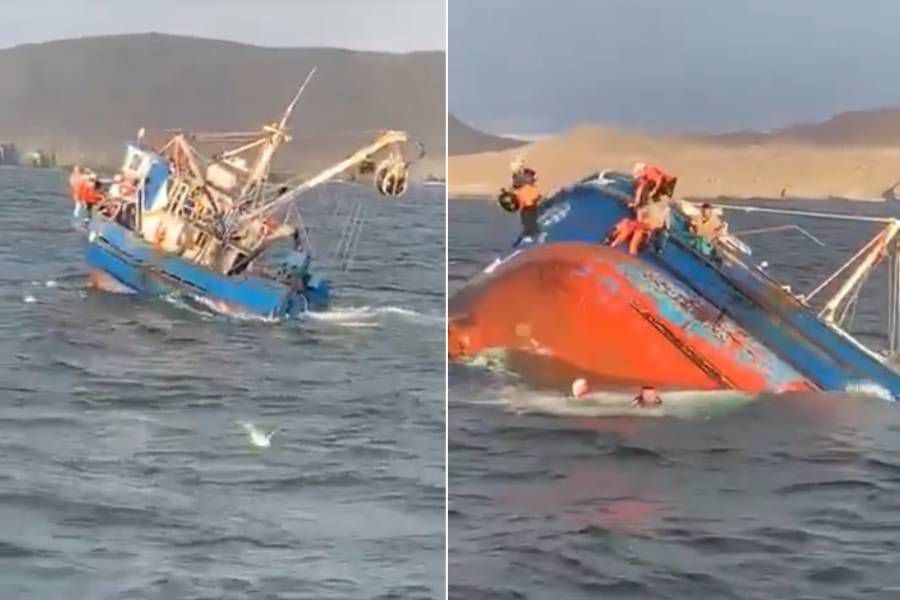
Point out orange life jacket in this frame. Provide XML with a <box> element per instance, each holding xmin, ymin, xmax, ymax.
<box><xmin>69</xmin><ymin>173</ymin><xmax>85</xmax><ymax>202</ymax></box>
<box><xmin>634</xmin><ymin>165</ymin><xmax>676</xmax><ymax>201</ymax></box>
<box><xmin>78</xmin><ymin>181</ymin><xmax>101</xmax><ymax>205</ymax></box>
<box><xmin>515</xmin><ymin>184</ymin><xmax>541</xmax><ymax>210</ymax></box>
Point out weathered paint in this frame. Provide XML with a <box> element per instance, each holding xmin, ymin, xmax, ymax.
<box><xmin>87</xmin><ymin>268</ymin><xmax>135</xmax><ymax>294</ymax></box>
<box><xmin>451</xmin><ymin>171</ymin><xmax>900</xmax><ymax>399</ymax></box>
<box><xmin>84</xmin><ymin>216</ymin><xmax>329</xmax><ymax>319</ymax></box>
<box><xmin>449</xmin><ymin>242</ymin><xmax>813</xmax><ymax>393</ymax></box>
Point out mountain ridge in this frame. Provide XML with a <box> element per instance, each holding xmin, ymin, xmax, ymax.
<box><xmin>0</xmin><ymin>33</ymin><xmax>445</xmax><ymax>178</ymax></box>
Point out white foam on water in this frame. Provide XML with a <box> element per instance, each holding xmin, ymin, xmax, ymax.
<box><xmin>241</xmin><ymin>422</ymin><xmax>276</xmax><ymax>448</ymax></box>
<box><xmin>44</xmin><ymin>280</ymin><xmax>58</xmax><ymax>288</ymax></box>
<box><xmin>463</xmin><ymin>349</ymin><xmax>516</xmax><ymax>376</ymax></box>
<box><xmin>163</xmin><ymin>293</ymin><xmax>439</xmax><ymax>329</ymax></box>
<box><xmin>331</xmin><ymin>321</ymin><xmax>380</xmax><ymax>329</ymax></box>
<box><xmin>161</xmin><ymin>293</ymin><xmax>279</xmax><ymax>323</ymax></box>
<box><xmin>23</xmin><ymin>295</ymin><xmax>36</xmax><ymax>304</ymax></box>
<box><xmin>192</xmin><ymin>295</ymin><xmax>280</xmax><ymax>323</ymax></box>
<box><xmin>479</xmin><ymin>385</ymin><xmax>756</xmax><ymax>420</ymax></box>
<box><xmin>308</xmin><ymin>305</ymin><xmax>441</xmax><ymax>327</ymax></box>
<box><xmin>845</xmin><ymin>380</ymin><xmax>894</xmax><ymax>402</ymax></box>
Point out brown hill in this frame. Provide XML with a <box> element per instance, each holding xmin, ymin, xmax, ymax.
<box><xmin>448</xmin><ymin>114</ymin><xmax>524</xmax><ymax>155</ymax></box>
<box><xmin>714</xmin><ymin>108</ymin><xmax>900</xmax><ymax>147</ymax></box>
<box><xmin>449</xmin><ymin>122</ymin><xmax>900</xmax><ymax>200</ymax></box>
<box><xmin>0</xmin><ymin>33</ymin><xmax>445</xmax><ymax>178</ymax></box>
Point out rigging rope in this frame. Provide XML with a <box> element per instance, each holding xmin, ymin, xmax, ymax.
<box><xmin>891</xmin><ymin>248</ymin><xmax>900</xmax><ymax>355</ymax></box>
<box><xmin>345</xmin><ymin>203</ymin><xmax>367</xmax><ymax>271</ymax></box>
<box><xmin>330</xmin><ymin>200</ymin><xmax>367</xmax><ymax>271</ymax></box>
<box><xmin>838</xmin><ymin>267</ymin><xmax>871</xmax><ymax>330</ymax></box>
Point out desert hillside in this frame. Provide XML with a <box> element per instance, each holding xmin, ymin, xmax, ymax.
<box><xmin>0</xmin><ymin>33</ymin><xmax>445</xmax><ymax>178</ymax></box>
<box><xmin>448</xmin><ymin>114</ymin><xmax>524</xmax><ymax>155</ymax></box>
<box><xmin>449</xmin><ymin>118</ymin><xmax>900</xmax><ymax>200</ymax></box>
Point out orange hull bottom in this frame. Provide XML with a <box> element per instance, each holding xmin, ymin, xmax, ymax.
<box><xmin>449</xmin><ymin>243</ymin><xmax>812</xmax><ymax>393</ymax></box>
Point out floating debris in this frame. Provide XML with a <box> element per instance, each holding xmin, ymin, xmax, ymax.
<box><xmin>241</xmin><ymin>422</ymin><xmax>277</xmax><ymax>449</ymax></box>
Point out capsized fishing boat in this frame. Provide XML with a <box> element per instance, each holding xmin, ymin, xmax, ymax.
<box><xmin>70</xmin><ymin>70</ymin><xmax>422</xmax><ymax>319</ymax></box>
<box><xmin>449</xmin><ymin>171</ymin><xmax>900</xmax><ymax>401</ymax></box>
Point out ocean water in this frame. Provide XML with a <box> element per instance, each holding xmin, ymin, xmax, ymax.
<box><xmin>450</xmin><ymin>197</ymin><xmax>900</xmax><ymax>599</ymax></box>
<box><xmin>0</xmin><ymin>167</ymin><xmax>445</xmax><ymax>600</ymax></box>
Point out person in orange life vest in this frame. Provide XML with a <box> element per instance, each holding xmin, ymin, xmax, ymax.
<box><xmin>608</xmin><ymin>194</ymin><xmax>672</xmax><ymax>255</ymax></box>
<box><xmin>631</xmin><ymin>162</ymin><xmax>677</xmax><ymax>208</ymax></box>
<box><xmin>68</xmin><ymin>166</ymin><xmax>84</xmax><ymax>201</ymax></box>
<box><xmin>606</xmin><ymin>163</ymin><xmax>676</xmax><ymax>254</ymax></box>
<box><xmin>504</xmin><ymin>156</ymin><xmax>542</xmax><ymax>239</ymax></box>
<box><xmin>69</xmin><ymin>166</ymin><xmax>100</xmax><ymax>204</ymax></box>
<box><xmin>78</xmin><ymin>172</ymin><xmax>102</xmax><ymax>207</ymax></box>
<box><xmin>516</xmin><ymin>179</ymin><xmax>543</xmax><ymax>240</ymax></box>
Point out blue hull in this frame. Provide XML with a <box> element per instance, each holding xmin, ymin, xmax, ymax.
<box><xmin>522</xmin><ymin>172</ymin><xmax>900</xmax><ymax>400</ymax></box>
<box><xmin>83</xmin><ymin>216</ymin><xmax>330</xmax><ymax>319</ymax></box>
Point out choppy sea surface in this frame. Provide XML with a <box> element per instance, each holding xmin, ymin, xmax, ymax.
<box><xmin>0</xmin><ymin>167</ymin><xmax>445</xmax><ymax>600</ymax></box>
<box><xmin>450</xmin><ymin>196</ymin><xmax>900</xmax><ymax>599</ymax></box>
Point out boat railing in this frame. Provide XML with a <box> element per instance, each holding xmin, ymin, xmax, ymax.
<box><xmin>715</xmin><ymin>204</ymin><xmax>900</xmax><ymax>359</ymax></box>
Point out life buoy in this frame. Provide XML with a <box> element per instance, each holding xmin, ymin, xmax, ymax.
<box><xmin>497</xmin><ymin>188</ymin><xmax>519</xmax><ymax>212</ymax></box>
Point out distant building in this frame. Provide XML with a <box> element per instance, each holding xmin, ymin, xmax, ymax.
<box><xmin>0</xmin><ymin>143</ymin><xmax>19</xmax><ymax>166</ymax></box>
<box><xmin>24</xmin><ymin>150</ymin><xmax>56</xmax><ymax>168</ymax></box>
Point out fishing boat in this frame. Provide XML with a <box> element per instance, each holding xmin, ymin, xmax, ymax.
<box><xmin>70</xmin><ymin>70</ymin><xmax>422</xmax><ymax>319</ymax></box>
<box><xmin>449</xmin><ymin>171</ymin><xmax>900</xmax><ymax>401</ymax></box>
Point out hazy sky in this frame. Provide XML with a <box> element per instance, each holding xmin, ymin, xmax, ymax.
<box><xmin>1</xmin><ymin>0</ymin><xmax>445</xmax><ymax>52</ymax></box>
<box><xmin>450</xmin><ymin>0</ymin><xmax>900</xmax><ymax>135</ymax></box>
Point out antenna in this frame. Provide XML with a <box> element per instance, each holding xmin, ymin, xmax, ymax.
<box><xmin>278</xmin><ymin>67</ymin><xmax>317</xmax><ymax>132</ymax></box>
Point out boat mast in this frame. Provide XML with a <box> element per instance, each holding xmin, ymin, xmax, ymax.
<box><xmin>240</xmin><ymin>67</ymin><xmax>317</xmax><ymax>205</ymax></box>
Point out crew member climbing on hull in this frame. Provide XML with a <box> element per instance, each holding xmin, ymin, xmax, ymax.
<box><xmin>606</xmin><ymin>162</ymin><xmax>676</xmax><ymax>255</ymax></box>
<box><xmin>631</xmin><ymin>162</ymin><xmax>677</xmax><ymax>207</ymax></box>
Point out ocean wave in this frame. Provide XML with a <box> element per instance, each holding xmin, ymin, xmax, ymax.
<box><xmin>307</xmin><ymin>305</ymin><xmax>443</xmax><ymax>327</ymax></box>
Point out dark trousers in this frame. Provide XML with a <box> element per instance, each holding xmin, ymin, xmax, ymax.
<box><xmin>520</xmin><ymin>206</ymin><xmax>540</xmax><ymax>237</ymax></box>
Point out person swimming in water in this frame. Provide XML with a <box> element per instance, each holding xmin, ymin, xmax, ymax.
<box><xmin>633</xmin><ymin>386</ymin><xmax>663</xmax><ymax>407</ymax></box>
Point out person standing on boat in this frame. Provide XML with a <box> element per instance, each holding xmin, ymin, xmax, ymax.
<box><xmin>631</xmin><ymin>162</ymin><xmax>677</xmax><ymax>208</ymax></box>
<box><xmin>68</xmin><ymin>165</ymin><xmax>83</xmax><ymax>196</ymax></box>
<box><xmin>69</xmin><ymin>166</ymin><xmax>102</xmax><ymax>220</ymax></box>
<box><xmin>498</xmin><ymin>157</ymin><xmax>543</xmax><ymax>241</ymax></box>
<box><xmin>513</xmin><ymin>162</ymin><xmax>542</xmax><ymax>241</ymax></box>
<box><xmin>512</xmin><ymin>158</ymin><xmax>541</xmax><ymax>240</ymax></box>
<box><xmin>515</xmin><ymin>181</ymin><xmax>543</xmax><ymax>241</ymax></box>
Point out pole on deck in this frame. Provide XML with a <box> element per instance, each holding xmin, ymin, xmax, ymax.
<box><xmin>821</xmin><ymin>221</ymin><xmax>900</xmax><ymax>324</ymax></box>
